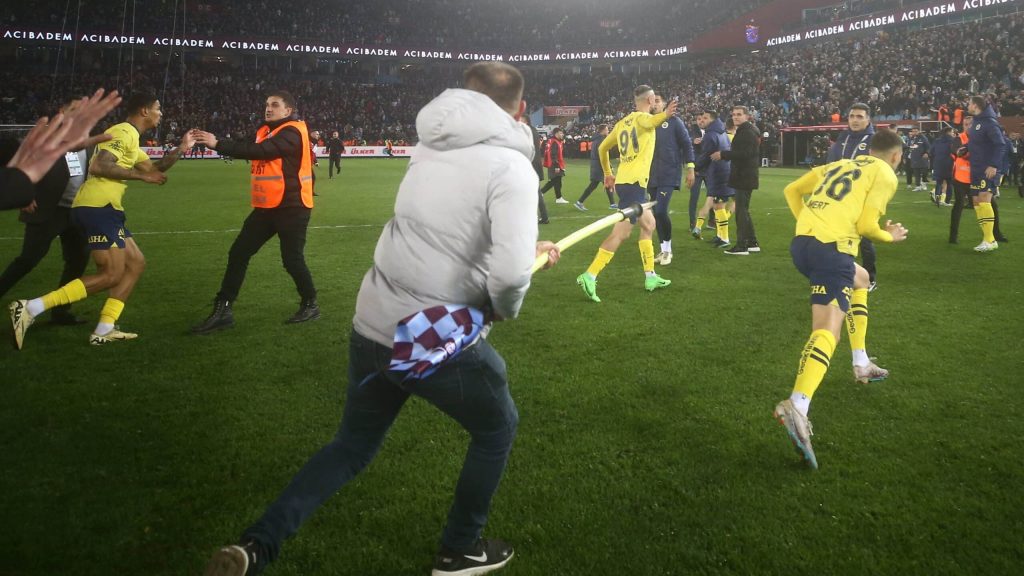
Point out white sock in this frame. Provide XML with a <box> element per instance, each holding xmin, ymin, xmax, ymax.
<box><xmin>789</xmin><ymin>392</ymin><xmax>811</xmax><ymax>416</ymax></box>
<box><xmin>94</xmin><ymin>322</ymin><xmax>114</xmax><ymax>336</ymax></box>
<box><xmin>852</xmin><ymin>349</ymin><xmax>870</xmax><ymax>367</ymax></box>
<box><xmin>664</xmin><ymin>240</ymin><xmax>672</xmax><ymax>253</ymax></box>
<box><xmin>645</xmin><ymin>271</ymin><xmax>657</xmax><ymax>278</ymax></box>
<box><xmin>26</xmin><ymin>298</ymin><xmax>45</xmax><ymax>317</ymax></box>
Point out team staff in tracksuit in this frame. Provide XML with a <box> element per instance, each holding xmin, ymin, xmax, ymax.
<box><xmin>907</xmin><ymin>128</ymin><xmax>930</xmax><ymax>190</ymax></box>
<box><xmin>646</xmin><ymin>91</ymin><xmax>695</xmax><ymax>265</ymax></box>
<box><xmin>825</xmin><ymin>103</ymin><xmax>879</xmax><ymax>286</ymax></box>
<box><xmin>575</xmin><ymin>124</ymin><xmax>617</xmax><ymax>210</ymax></box>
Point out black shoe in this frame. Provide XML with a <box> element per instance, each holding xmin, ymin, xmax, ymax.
<box><xmin>192</xmin><ymin>299</ymin><xmax>234</xmax><ymax>335</ymax></box>
<box><xmin>746</xmin><ymin>242</ymin><xmax>761</xmax><ymax>253</ymax></box>
<box><xmin>432</xmin><ymin>538</ymin><xmax>514</xmax><ymax>576</ymax></box>
<box><xmin>724</xmin><ymin>245</ymin><xmax>749</xmax><ymax>255</ymax></box>
<box><xmin>49</xmin><ymin>309</ymin><xmax>87</xmax><ymax>325</ymax></box>
<box><xmin>538</xmin><ymin>218</ymin><xmax>550</xmax><ymax>225</ymax></box>
<box><xmin>286</xmin><ymin>299</ymin><xmax>320</xmax><ymax>324</ymax></box>
<box><xmin>203</xmin><ymin>539</ymin><xmax>262</xmax><ymax>576</ymax></box>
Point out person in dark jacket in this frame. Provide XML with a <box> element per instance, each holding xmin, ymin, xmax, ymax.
<box><xmin>929</xmin><ymin>127</ymin><xmax>956</xmax><ymax>206</ymax></box>
<box><xmin>647</xmin><ymin>91</ymin><xmax>695</xmax><ymax>265</ymax></box>
<box><xmin>908</xmin><ymin>128</ymin><xmax>931</xmax><ymax>190</ymax></box>
<box><xmin>825</xmin><ymin>103</ymin><xmax>879</xmax><ymax>287</ymax></box>
<box><xmin>0</xmin><ymin>99</ymin><xmax>94</xmax><ymax>324</ymax></box>
<box><xmin>712</xmin><ymin>105</ymin><xmax>760</xmax><ymax>255</ymax></box>
<box><xmin>695</xmin><ymin>110</ymin><xmax>733</xmax><ymax>249</ymax></box>
<box><xmin>326</xmin><ymin>130</ymin><xmax>345</xmax><ymax>179</ymax></box>
<box><xmin>966</xmin><ymin>96</ymin><xmax>1007</xmax><ymax>252</ymax></box>
<box><xmin>1</xmin><ymin>89</ymin><xmax>120</xmax><ymax>211</ymax></box>
<box><xmin>189</xmin><ymin>90</ymin><xmax>321</xmax><ymax>332</ymax></box>
<box><xmin>529</xmin><ymin>122</ymin><xmax>549</xmax><ymax>224</ymax></box>
<box><xmin>574</xmin><ymin>124</ymin><xmax>616</xmax><ymax>211</ymax></box>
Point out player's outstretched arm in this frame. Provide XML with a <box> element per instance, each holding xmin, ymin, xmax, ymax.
<box><xmin>90</xmin><ymin>150</ymin><xmax>166</xmax><ymax>184</ymax></box>
<box><xmin>146</xmin><ymin>130</ymin><xmax>194</xmax><ymax>172</ymax></box>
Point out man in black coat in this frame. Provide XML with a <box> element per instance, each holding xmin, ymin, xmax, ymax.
<box><xmin>0</xmin><ymin>103</ymin><xmax>100</xmax><ymax>324</ymax></box>
<box><xmin>712</xmin><ymin>105</ymin><xmax>760</xmax><ymax>255</ymax></box>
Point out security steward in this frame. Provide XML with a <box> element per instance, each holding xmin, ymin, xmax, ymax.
<box><xmin>189</xmin><ymin>90</ymin><xmax>319</xmax><ymax>334</ymax></box>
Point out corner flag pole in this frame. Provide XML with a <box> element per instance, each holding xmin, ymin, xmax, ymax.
<box><xmin>530</xmin><ymin>201</ymin><xmax>655</xmax><ymax>273</ymax></box>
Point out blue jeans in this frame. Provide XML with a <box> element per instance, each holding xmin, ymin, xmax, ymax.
<box><xmin>244</xmin><ymin>329</ymin><xmax>519</xmax><ymax>562</ymax></box>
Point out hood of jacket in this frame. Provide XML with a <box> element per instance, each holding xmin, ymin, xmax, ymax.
<box><xmin>705</xmin><ymin>117</ymin><xmax>726</xmax><ymax>135</ymax></box>
<box><xmin>416</xmin><ymin>88</ymin><xmax>533</xmax><ymax>161</ymax></box>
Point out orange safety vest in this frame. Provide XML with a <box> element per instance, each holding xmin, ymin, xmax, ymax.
<box><xmin>938</xmin><ymin>105</ymin><xmax>950</xmax><ymax>123</ymax></box>
<box><xmin>831</xmin><ymin>112</ymin><xmax>841</xmax><ymax>123</ymax></box>
<box><xmin>953</xmin><ymin>108</ymin><xmax>964</xmax><ymax>126</ymax></box>
<box><xmin>953</xmin><ymin>132</ymin><xmax>970</xmax><ymax>184</ymax></box>
<box><xmin>251</xmin><ymin>120</ymin><xmax>314</xmax><ymax>209</ymax></box>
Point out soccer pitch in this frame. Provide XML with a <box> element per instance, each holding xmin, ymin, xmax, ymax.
<box><xmin>1</xmin><ymin>158</ymin><xmax>1022</xmax><ymax>575</ymax></box>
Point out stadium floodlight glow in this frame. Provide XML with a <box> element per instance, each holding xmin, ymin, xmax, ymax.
<box><xmin>530</xmin><ymin>202</ymin><xmax>654</xmax><ymax>273</ymax></box>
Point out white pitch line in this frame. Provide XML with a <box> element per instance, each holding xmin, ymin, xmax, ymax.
<box><xmin>0</xmin><ymin>200</ymin><xmax>949</xmax><ymax>242</ymax></box>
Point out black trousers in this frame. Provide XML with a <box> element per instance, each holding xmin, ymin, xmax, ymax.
<box><xmin>540</xmin><ymin>174</ymin><xmax>563</xmax><ymax>198</ymax></box>
<box><xmin>537</xmin><ymin>186</ymin><xmax>548</xmax><ymax>221</ymax></box>
<box><xmin>913</xmin><ymin>168</ymin><xmax>929</xmax><ymax>186</ymax></box>
<box><xmin>0</xmin><ymin>207</ymin><xmax>89</xmax><ymax>312</ymax></box>
<box><xmin>733</xmin><ymin>188</ymin><xmax>758</xmax><ymax>247</ymax></box>
<box><xmin>328</xmin><ymin>155</ymin><xmax>341</xmax><ymax>178</ymax></box>
<box><xmin>949</xmin><ymin>181</ymin><xmax>971</xmax><ymax>242</ymax></box>
<box><xmin>218</xmin><ymin>207</ymin><xmax>317</xmax><ymax>302</ymax></box>
<box><xmin>859</xmin><ymin>238</ymin><xmax>877</xmax><ymax>283</ymax></box>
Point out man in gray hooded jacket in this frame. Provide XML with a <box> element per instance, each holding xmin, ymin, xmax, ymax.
<box><xmin>203</xmin><ymin>62</ymin><xmax>560</xmax><ymax>576</ymax></box>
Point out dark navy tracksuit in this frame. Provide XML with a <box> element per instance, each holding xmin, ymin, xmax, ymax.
<box><xmin>647</xmin><ymin>115</ymin><xmax>695</xmax><ymax>245</ymax></box>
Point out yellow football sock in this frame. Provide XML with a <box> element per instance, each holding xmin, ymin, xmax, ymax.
<box><xmin>715</xmin><ymin>208</ymin><xmax>730</xmax><ymax>242</ymax></box>
<box><xmin>586</xmin><ymin>248</ymin><xmax>615</xmax><ymax>278</ymax></box>
<box><xmin>846</xmin><ymin>289</ymin><xmax>869</xmax><ymax>351</ymax></box>
<box><xmin>696</xmin><ymin>216</ymin><xmax>705</xmax><ymax>230</ymax></box>
<box><xmin>40</xmin><ymin>279</ymin><xmax>88</xmax><ymax>311</ymax></box>
<box><xmin>99</xmin><ymin>298</ymin><xmax>125</xmax><ymax>326</ymax></box>
<box><xmin>793</xmin><ymin>329</ymin><xmax>837</xmax><ymax>400</ymax></box>
<box><xmin>639</xmin><ymin>239</ymin><xmax>655</xmax><ymax>273</ymax></box>
<box><xmin>976</xmin><ymin>202</ymin><xmax>995</xmax><ymax>243</ymax></box>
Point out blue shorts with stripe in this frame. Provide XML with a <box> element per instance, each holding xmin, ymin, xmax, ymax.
<box><xmin>616</xmin><ymin>183</ymin><xmax>647</xmax><ymax>223</ymax></box>
<box><xmin>790</xmin><ymin>235</ymin><xmax>855</xmax><ymax>312</ymax></box>
<box><xmin>970</xmin><ymin>175</ymin><xmax>1001</xmax><ymax>195</ymax></box>
<box><xmin>72</xmin><ymin>204</ymin><xmax>132</xmax><ymax>250</ymax></box>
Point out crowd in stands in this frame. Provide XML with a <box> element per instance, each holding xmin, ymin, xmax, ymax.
<box><xmin>5</xmin><ymin>0</ymin><xmax>767</xmax><ymax>52</ymax></box>
<box><xmin>1</xmin><ymin>12</ymin><xmax>1021</xmax><ymax>149</ymax></box>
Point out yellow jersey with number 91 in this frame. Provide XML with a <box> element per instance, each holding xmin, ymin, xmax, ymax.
<box><xmin>598</xmin><ymin>110</ymin><xmax>668</xmax><ymax>187</ymax></box>
<box><xmin>790</xmin><ymin>155</ymin><xmax>898</xmax><ymax>256</ymax></box>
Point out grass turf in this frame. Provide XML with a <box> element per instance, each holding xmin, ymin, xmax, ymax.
<box><xmin>1</xmin><ymin>158</ymin><xmax>1022</xmax><ymax>575</ymax></box>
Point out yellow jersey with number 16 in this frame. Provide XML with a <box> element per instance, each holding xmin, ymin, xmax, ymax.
<box><xmin>599</xmin><ymin>110</ymin><xmax>668</xmax><ymax>188</ymax></box>
<box><xmin>73</xmin><ymin>122</ymin><xmax>143</xmax><ymax>211</ymax></box>
<box><xmin>784</xmin><ymin>155</ymin><xmax>898</xmax><ymax>257</ymax></box>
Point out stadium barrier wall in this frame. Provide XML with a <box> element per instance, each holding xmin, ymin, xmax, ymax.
<box><xmin>141</xmin><ymin>146</ymin><xmax>413</xmax><ymax>159</ymax></box>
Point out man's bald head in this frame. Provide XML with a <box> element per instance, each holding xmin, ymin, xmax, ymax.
<box><xmin>463</xmin><ymin>62</ymin><xmax>525</xmax><ymax>115</ymax></box>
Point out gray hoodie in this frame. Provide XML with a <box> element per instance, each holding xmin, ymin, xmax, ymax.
<box><xmin>353</xmin><ymin>89</ymin><xmax>540</xmax><ymax>347</ymax></box>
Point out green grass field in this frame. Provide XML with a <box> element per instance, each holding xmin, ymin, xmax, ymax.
<box><xmin>1</xmin><ymin>158</ymin><xmax>1022</xmax><ymax>576</ymax></box>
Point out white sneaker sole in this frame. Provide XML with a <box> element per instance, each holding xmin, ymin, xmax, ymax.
<box><xmin>431</xmin><ymin>551</ymin><xmax>514</xmax><ymax>576</ymax></box>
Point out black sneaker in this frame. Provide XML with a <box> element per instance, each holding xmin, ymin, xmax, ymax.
<box><xmin>724</xmin><ymin>245</ymin><xmax>749</xmax><ymax>256</ymax></box>
<box><xmin>711</xmin><ymin>237</ymin><xmax>731</xmax><ymax>249</ymax></box>
<box><xmin>192</xmin><ymin>299</ymin><xmax>234</xmax><ymax>335</ymax></box>
<box><xmin>432</xmin><ymin>538</ymin><xmax>514</xmax><ymax>576</ymax></box>
<box><xmin>538</xmin><ymin>218</ymin><xmax>550</xmax><ymax>225</ymax></box>
<box><xmin>203</xmin><ymin>540</ymin><xmax>262</xmax><ymax>576</ymax></box>
<box><xmin>746</xmin><ymin>242</ymin><xmax>761</xmax><ymax>253</ymax></box>
<box><xmin>286</xmin><ymin>299</ymin><xmax>321</xmax><ymax>324</ymax></box>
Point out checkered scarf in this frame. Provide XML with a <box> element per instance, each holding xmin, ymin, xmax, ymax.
<box><xmin>389</xmin><ymin>305</ymin><xmax>485</xmax><ymax>381</ymax></box>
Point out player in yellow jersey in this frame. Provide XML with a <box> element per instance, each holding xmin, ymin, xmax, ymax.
<box><xmin>577</xmin><ymin>85</ymin><xmax>678</xmax><ymax>302</ymax></box>
<box><xmin>772</xmin><ymin>128</ymin><xmax>909</xmax><ymax>469</ymax></box>
<box><xmin>8</xmin><ymin>93</ymin><xmax>194</xmax><ymax>348</ymax></box>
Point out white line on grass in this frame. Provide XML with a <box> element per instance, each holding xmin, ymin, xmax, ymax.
<box><xmin>0</xmin><ymin>200</ymin><xmax>944</xmax><ymax>242</ymax></box>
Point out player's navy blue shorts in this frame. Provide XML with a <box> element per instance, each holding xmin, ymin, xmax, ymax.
<box><xmin>709</xmin><ymin>185</ymin><xmax>735</xmax><ymax>202</ymax></box>
<box><xmin>616</xmin><ymin>183</ymin><xmax>646</xmax><ymax>223</ymax></box>
<box><xmin>970</xmin><ymin>175</ymin><xmax>1001</xmax><ymax>195</ymax></box>
<box><xmin>790</xmin><ymin>235</ymin><xmax>855</xmax><ymax>312</ymax></box>
<box><xmin>72</xmin><ymin>204</ymin><xmax>132</xmax><ymax>250</ymax></box>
